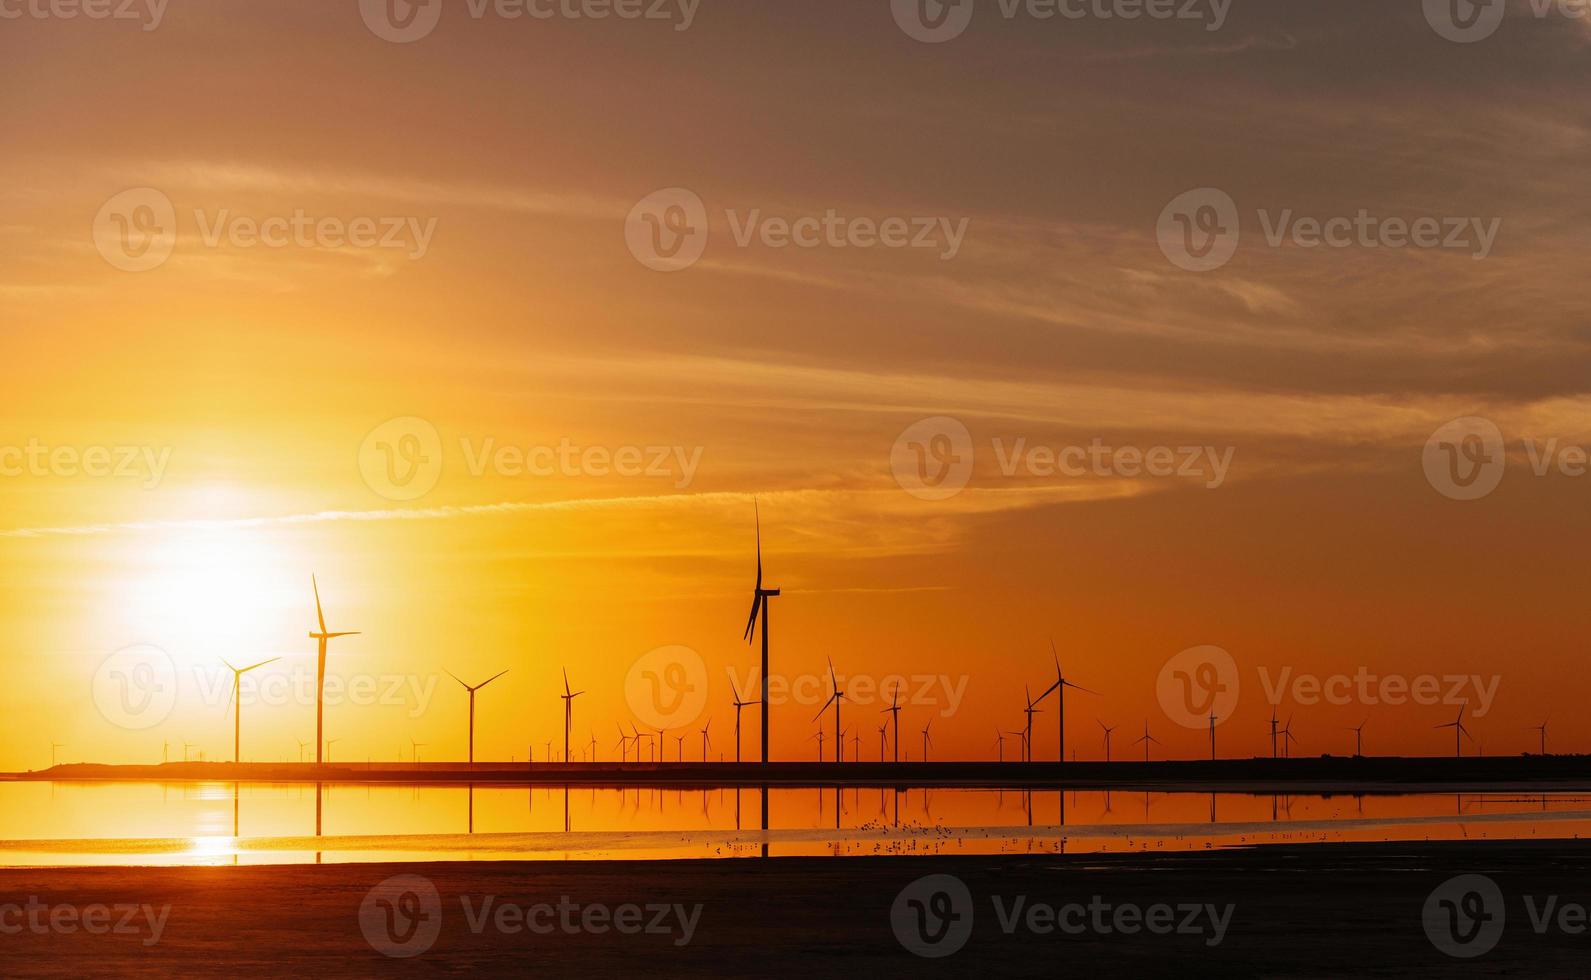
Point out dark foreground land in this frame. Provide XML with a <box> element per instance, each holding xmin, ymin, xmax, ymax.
<box><xmin>1</xmin><ymin>840</ymin><xmax>1588</xmax><ymax>977</ymax></box>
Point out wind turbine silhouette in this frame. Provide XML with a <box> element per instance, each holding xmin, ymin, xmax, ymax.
<box><xmin>222</xmin><ymin>657</ymin><xmax>280</xmax><ymax>763</ymax></box>
<box><xmin>809</xmin><ymin>729</ymin><xmax>825</xmax><ymax>762</ymax></box>
<box><xmin>1036</xmin><ymin>640</ymin><xmax>1096</xmax><ymax>763</ymax></box>
<box><xmin>921</xmin><ymin>719</ymin><xmax>934</xmax><ymax>762</ymax></box>
<box><xmin>1098</xmin><ymin>720</ymin><xmax>1117</xmax><ymax>763</ymax></box>
<box><xmin>308</xmin><ymin>576</ymin><xmax>359</xmax><ymax>765</ymax></box>
<box><xmin>324</xmin><ymin>738</ymin><xmax>340</xmax><ymax>763</ymax></box>
<box><xmin>182</xmin><ymin>739</ymin><xmax>194</xmax><ymax>763</ymax></box>
<box><xmin>741</xmin><ymin>501</ymin><xmax>780</xmax><ymax>765</ymax></box>
<box><xmin>1208</xmin><ymin>712</ymin><xmax>1218</xmax><ymax>760</ymax></box>
<box><xmin>410</xmin><ymin>738</ymin><xmax>426</xmax><ymax>764</ymax></box>
<box><xmin>879</xmin><ymin>724</ymin><xmax>890</xmax><ymax>761</ymax></box>
<box><xmin>1347</xmin><ymin>720</ymin><xmax>1366</xmax><ymax>757</ymax></box>
<box><xmin>295</xmin><ymin>739</ymin><xmax>308</xmax><ymax>764</ymax></box>
<box><xmin>588</xmin><ymin>731</ymin><xmax>597</xmax><ymax>763</ymax></box>
<box><xmin>559</xmin><ymin>669</ymin><xmax>584</xmax><ymax>764</ymax></box>
<box><xmin>1021</xmin><ymin>686</ymin><xmax>1043</xmax><ymax>763</ymax></box>
<box><xmin>1435</xmin><ymin>704</ymin><xmax>1473</xmax><ymax>758</ymax></box>
<box><xmin>615</xmin><ymin>723</ymin><xmax>631</xmax><ymax>762</ymax></box>
<box><xmin>447</xmin><ymin>669</ymin><xmax>509</xmax><ymax>767</ymax></box>
<box><xmin>1279</xmin><ymin>717</ymin><xmax>1298</xmax><ymax>758</ymax></box>
<box><xmin>1530</xmin><ymin>719</ymin><xmax>1549</xmax><ymax>755</ymax></box>
<box><xmin>994</xmin><ymin>728</ymin><xmax>1007</xmax><ymax>762</ymax></box>
<box><xmin>731</xmin><ymin>680</ymin><xmax>761</xmax><ymax>764</ymax></box>
<box><xmin>50</xmin><ymin>742</ymin><xmax>63</xmax><ymax>768</ymax></box>
<box><xmin>700</xmin><ymin>719</ymin><xmax>712</xmax><ymax>762</ymax></box>
<box><xmin>1132</xmin><ymin>720</ymin><xmax>1161</xmax><ymax>762</ymax></box>
<box><xmin>1268</xmin><ymin>707</ymin><xmax>1280</xmax><ymax>759</ymax></box>
<box><xmin>881</xmin><ymin>685</ymin><xmax>903</xmax><ymax>763</ymax></box>
<box><xmin>813</xmin><ymin>659</ymin><xmax>846</xmax><ymax>763</ymax></box>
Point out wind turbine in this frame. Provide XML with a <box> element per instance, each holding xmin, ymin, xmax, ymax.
<box><xmin>308</xmin><ymin>576</ymin><xmax>360</xmax><ymax>765</ymax></box>
<box><xmin>1098</xmin><ymin>720</ymin><xmax>1117</xmax><ymax>763</ymax></box>
<box><xmin>50</xmin><ymin>742</ymin><xmax>63</xmax><ymax>768</ymax></box>
<box><xmin>741</xmin><ymin>501</ymin><xmax>780</xmax><ymax>764</ymax></box>
<box><xmin>410</xmin><ymin>738</ymin><xmax>426</xmax><ymax>764</ymax></box>
<box><xmin>1435</xmin><ymin>704</ymin><xmax>1472</xmax><ymax>758</ymax></box>
<box><xmin>994</xmin><ymin>728</ymin><xmax>1007</xmax><ymax>762</ymax></box>
<box><xmin>222</xmin><ymin>657</ymin><xmax>280</xmax><ymax>763</ymax></box>
<box><xmin>1347</xmin><ymin>720</ymin><xmax>1366</xmax><ymax>757</ymax></box>
<box><xmin>700</xmin><ymin>719</ymin><xmax>712</xmax><ymax>762</ymax></box>
<box><xmin>1530</xmin><ymin>719</ymin><xmax>1549</xmax><ymax>755</ymax></box>
<box><xmin>1131</xmin><ymin>720</ymin><xmax>1161</xmax><ymax>762</ymax></box>
<box><xmin>879</xmin><ymin>724</ymin><xmax>890</xmax><ymax>761</ymax></box>
<box><xmin>809</xmin><ymin>729</ymin><xmax>825</xmax><ymax>762</ymax></box>
<box><xmin>731</xmin><ymin>680</ymin><xmax>761</xmax><ymax>764</ymax></box>
<box><xmin>1268</xmin><ymin>707</ymin><xmax>1279</xmax><ymax>759</ymax></box>
<box><xmin>881</xmin><ymin>685</ymin><xmax>903</xmax><ymax>763</ymax></box>
<box><xmin>1208</xmin><ymin>712</ymin><xmax>1217</xmax><ymax>760</ymax></box>
<box><xmin>295</xmin><ymin>739</ymin><xmax>308</xmax><ymax>764</ymax></box>
<box><xmin>559</xmin><ymin>669</ymin><xmax>584</xmax><ymax>764</ymax></box>
<box><xmin>813</xmin><ymin>659</ymin><xmax>846</xmax><ymax>763</ymax></box>
<box><xmin>921</xmin><ymin>719</ymin><xmax>933</xmax><ymax>762</ymax></box>
<box><xmin>674</xmin><ymin>733</ymin><xmax>686</xmax><ymax>762</ymax></box>
<box><xmin>1279</xmin><ymin>717</ymin><xmax>1298</xmax><ymax>759</ymax></box>
<box><xmin>1036</xmin><ymin>640</ymin><xmax>1097</xmax><ymax>763</ymax></box>
<box><xmin>615</xmin><ymin>723</ymin><xmax>631</xmax><ymax>762</ymax></box>
<box><xmin>589</xmin><ymin>731</ymin><xmax>598</xmax><ymax>763</ymax></box>
<box><xmin>324</xmin><ymin>738</ymin><xmax>340</xmax><ymax>763</ymax></box>
<box><xmin>1021</xmin><ymin>686</ymin><xmax>1043</xmax><ymax>763</ymax></box>
<box><xmin>447</xmin><ymin>669</ymin><xmax>509</xmax><ymax>767</ymax></box>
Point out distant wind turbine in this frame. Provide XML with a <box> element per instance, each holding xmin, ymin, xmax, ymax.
<box><xmin>447</xmin><ymin>668</ymin><xmax>509</xmax><ymax>767</ymax></box>
<box><xmin>1279</xmin><ymin>717</ymin><xmax>1298</xmax><ymax>758</ymax></box>
<box><xmin>994</xmin><ymin>728</ymin><xmax>1007</xmax><ymax>762</ymax></box>
<box><xmin>809</xmin><ymin>729</ymin><xmax>825</xmax><ymax>762</ymax></box>
<box><xmin>731</xmin><ymin>680</ymin><xmax>761</xmax><ymax>764</ymax></box>
<box><xmin>1347</xmin><ymin>720</ymin><xmax>1366</xmax><ymax>757</ymax></box>
<box><xmin>222</xmin><ymin>657</ymin><xmax>280</xmax><ymax>763</ymax></box>
<box><xmin>881</xmin><ymin>685</ymin><xmax>903</xmax><ymax>763</ymax></box>
<box><xmin>1268</xmin><ymin>707</ymin><xmax>1280</xmax><ymax>760</ymax></box>
<box><xmin>879</xmin><ymin>724</ymin><xmax>890</xmax><ymax>762</ymax></box>
<box><xmin>50</xmin><ymin>742</ymin><xmax>63</xmax><ymax>768</ymax></box>
<box><xmin>295</xmin><ymin>739</ymin><xmax>308</xmax><ymax>764</ymax></box>
<box><xmin>921</xmin><ymin>718</ymin><xmax>934</xmax><ymax>762</ymax></box>
<box><xmin>1530</xmin><ymin>719</ymin><xmax>1549</xmax><ymax>755</ymax></box>
<box><xmin>308</xmin><ymin>576</ymin><xmax>359</xmax><ymax>765</ymax></box>
<box><xmin>1435</xmin><ymin>704</ymin><xmax>1473</xmax><ymax>758</ymax></box>
<box><xmin>1208</xmin><ymin>712</ymin><xmax>1218</xmax><ymax>760</ymax></box>
<box><xmin>324</xmin><ymin>738</ymin><xmax>340</xmax><ymax>763</ymax></box>
<box><xmin>741</xmin><ymin>501</ymin><xmax>780</xmax><ymax>764</ymax></box>
<box><xmin>700</xmin><ymin>719</ymin><xmax>712</xmax><ymax>762</ymax></box>
<box><xmin>1098</xmin><ymin>720</ymin><xmax>1117</xmax><ymax>763</ymax></box>
<box><xmin>1131</xmin><ymin>720</ymin><xmax>1161</xmax><ymax>762</ymax></box>
<box><xmin>1021</xmin><ymin>686</ymin><xmax>1043</xmax><ymax>763</ymax></box>
<box><xmin>409</xmin><ymin>738</ymin><xmax>426</xmax><ymax>764</ymax></box>
<box><xmin>813</xmin><ymin>659</ymin><xmax>846</xmax><ymax>764</ymax></box>
<box><xmin>559</xmin><ymin>669</ymin><xmax>584</xmax><ymax>764</ymax></box>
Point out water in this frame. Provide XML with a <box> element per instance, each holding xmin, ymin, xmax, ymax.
<box><xmin>1</xmin><ymin>781</ymin><xmax>1588</xmax><ymax>866</ymax></box>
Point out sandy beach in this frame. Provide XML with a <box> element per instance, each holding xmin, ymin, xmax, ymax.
<box><xmin>0</xmin><ymin>840</ymin><xmax>1587</xmax><ymax>977</ymax></box>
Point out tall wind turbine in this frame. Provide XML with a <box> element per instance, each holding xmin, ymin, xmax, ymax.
<box><xmin>809</xmin><ymin>729</ymin><xmax>825</xmax><ymax>762</ymax></box>
<box><xmin>1347</xmin><ymin>721</ymin><xmax>1366</xmax><ymax>757</ymax></box>
<box><xmin>921</xmin><ymin>719</ymin><xmax>933</xmax><ymax>762</ymax></box>
<box><xmin>222</xmin><ymin>657</ymin><xmax>280</xmax><ymax>763</ymax></box>
<box><xmin>309</xmin><ymin>576</ymin><xmax>360</xmax><ymax>765</ymax></box>
<box><xmin>559</xmin><ymin>669</ymin><xmax>584</xmax><ymax>764</ymax></box>
<box><xmin>731</xmin><ymin>680</ymin><xmax>761</xmax><ymax>764</ymax></box>
<box><xmin>1098</xmin><ymin>720</ymin><xmax>1117</xmax><ymax>763</ymax></box>
<box><xmin>1208</xmin><ymin>712</ymin><xmax>1217</xmax><ymax>760</ymax></box>
<box><xmin>1530</xmin><ymin>719</ymin><xmax>1549</xmax><ymax>755</ymax></box>
<box><xmin>324</xmin><ymin>738</ymin><xmax>340</xmax><ymax>763</ymax></box>
<box><xmin>1268</xmin><ymin>708</ymin><xmax>1280</xmax><ymax>759</ymax></box>
<box><xmin>1279</xmin><ymin>717</ymin><xmax>1298</xmax><ymax>758</ymax></box>
<box><xmin>615</xmin><ymin>723</ymin><xmax>631</xmax><ymax>763</ymax></box>
<box><xmin>1131</xmin><ymin>720</ymin><xmax>1161</xmax><ymax>762</ymax></box>
<box><xmin>881</xmin><ymin>685</ymin><xmax>903</xmax><ymax>763</ymax></box>
<box><xmin>50</xmin><ymin>742</ymin><xmax>63</xmax><ymax>768</ymax></box>
<box><xmin>410</xmin><ymin>738</ymin><xmax>426</xmax><ymax>764</ymax></box>
<box><xmin>447</xmin><ymin>669</ymin><xmax>509</xmax><ymax>767</ymax></box>
<box><xmin>994</xmin><ymin>728</ymin><xmax>1007</xmax><ymax>762</ymax></box>
<box><xmin>700</xmin><ymin>719</ymin><xmax>712</xmax><ymax>762</ymax></box>
<box><xmin>295</xmin><ymin>739</ymin><xmax>308</xmax><ymax>764</ymax></box>
<box><xmin>813</xmin><ymin>659</ymin><xmax>846</xmax><ymax>763</ymax></box>
<box><xmin>880</xmin><ymin>724</ymin><xmax>890</xmax><ymax>761</ymax></box>
<box><xmin>1036</xmin><ymin>640</ymin><xmax>1097</xmax><ymax>763</ymax></box>
<box><xmin>1435</xmin><ymin>704</ymin><xmax>1472</xmax><ymax>758</ymax></box>
<box><xmin>742</xmin><ymin>501</ymin><xmax>780</xmax><ymax>765</ymax></box>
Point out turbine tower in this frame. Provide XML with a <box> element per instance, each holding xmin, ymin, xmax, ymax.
<box><xmin>447</xmin><ymin>669</ymin><xmax>509</xmax><ymax>767</ymax></box>
<box><xmin>731</xmin><ymin>680</ymin><xmax>761</xmax><ymax>764</ymax></box>
<box><xmin>813</xmin><ymin>659</ymin><xmax>846</xmax><ymax>764</ymax></box>
<box><xmin>222</xmin><ymin>657</ymin><xmax>280</xmax><ymax>764</ymax></box>
<box><xmin>881</xmin><ymin>685</ymin><xmax>903</xmax><ymax>763</ymax></box>
<box><xmin>1435</xmin><ymin>704</ymin><xmax>1473</xmax><ymax>758</ymax></box>
<box><xmin>1131</xmin><ymin>720</ymin><xmax>1161</xmax><ymax>762</ymax></box>
<box><xmin>1098</xmin><ymin>720</ymin><xmax>1117</xmax><ymax>763</ymax></box>
<box><xmin>308</xmin><ymin>576</ymin><xmax>360</xmax><ymax>765</ymax></box>
<box><xmin>921</xmin><ymin>719</ymin><xmax>933</xmax><ymax>762</ymax></box>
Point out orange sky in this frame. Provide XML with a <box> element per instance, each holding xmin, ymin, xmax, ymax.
<box><xmin>2</xmin><ymin>2</ymin><xmax>1590</xmax><ymax>769</ymax></box>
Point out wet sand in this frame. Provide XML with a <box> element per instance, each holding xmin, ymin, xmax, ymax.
<box><xmin>1</xmin><ymin>839</ymin><xmax>1588</xmax><ymax>977</ymax></box>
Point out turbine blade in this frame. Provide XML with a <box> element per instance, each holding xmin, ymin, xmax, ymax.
<box><xmin>1063</xmin><ymin>680</ymin><xmax>1099</xmax><ymax>695</ymax></box>
<box><xmin>240</xmin><ymin>657</ymin><xmax>280</xmax><ymax>674</ymax></box>
<box><xmin>812</xmin><ymin>695</ymin><xmax>836</xmax><ymax>722</ymax></box>
<box><xmin>445</xmin><ymin>670</ymin><xmax>469</xmax><ymax>690</ymax></box>
<box><xmin>479</xmin><ymin>669</ymin><xmax>510</xmax><ymax>688</ymax></box>
<box><xmin>312</xmin><ymin>575</ymin><xmax>327</xmax><ymax>634</ymax></box>
<box><xmin>742</xmin><ymin>593</ymin><xmax>762</xmax><ymax>643</ymax></box>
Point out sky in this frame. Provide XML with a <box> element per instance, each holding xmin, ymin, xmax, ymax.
<box><xmin>1</xmin><ymin>0</ymin><xmax>1589</xmax><ymax>769</ymax></box>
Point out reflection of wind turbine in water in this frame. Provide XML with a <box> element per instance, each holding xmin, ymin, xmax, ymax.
<box><xmin>308</xmin><ymin>576</ymin><xmax>359</xmax><ymax>766</ymax></box>
<box><xmin>559</xmin><ymin>669</ymin><xmax>583</xmax><ymax>764</ymax></box>
<box><xmin>1035</xmin><ymin>640</ymin><xmax>1097</xmax><ymax>763</ymax></box>
<box><xmin>447</xmin><ymin>668</ymin><xmax>509</xmax><ymax>767</ymax></box>
<box><xmin>1435</xmin><ymin>704</ymin><xmax>1473</xmax><ymax>758</ymax></box>
<box><xmin>222</xmin><ymin>657</ymin><xmax>280</xmax><ymax>763</ymax></box>
<box><xmin>731</xmin><ymin>680</ymin><xmax>761</xmax><ymax>764</ymax></box>
<box><xmin>1131</xmin><ymin>720</ymin><xmax>1161</xmax><ymax>762</ymax></box>
<box><xmin>813</xmin><ymin>659</ymin><xmax>846</xmax><ymax>764</ymax></box>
